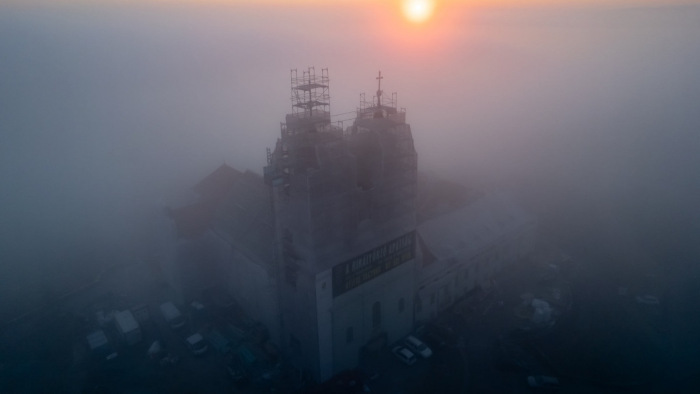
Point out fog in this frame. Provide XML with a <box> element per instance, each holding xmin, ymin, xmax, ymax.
<box><xmin>1</xmin><ymin>0</ymin><xmax>699</xmax><ymax>347</ymax></box>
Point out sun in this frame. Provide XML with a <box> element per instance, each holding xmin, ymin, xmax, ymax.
<box><xmin>401</xmin><ymin>0</ymin><xmax>436</xmax><ymax>24</ymax></box>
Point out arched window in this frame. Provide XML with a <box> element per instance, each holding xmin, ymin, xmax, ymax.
<box><xmin>372</xmin><ymin>301</ymin><xmax>381</xmax><ymax>329</ymax></box>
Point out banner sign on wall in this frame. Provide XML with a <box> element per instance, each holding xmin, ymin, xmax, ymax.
<box><xmin>332</xmin><ymin>231</ymin><xmax>415</xmax><ymax>297</ymax></box>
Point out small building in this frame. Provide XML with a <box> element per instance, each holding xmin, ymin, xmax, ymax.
<box><xmin>163</xmin><ymin>164</ymin><xmax>280</xmax><ymax>342</ymax></box>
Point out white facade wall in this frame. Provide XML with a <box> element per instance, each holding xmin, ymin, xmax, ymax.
<box><xmin>327</xmin><ymin>259</ymin><xmax>415</xmax><ymax>375</ymax></box>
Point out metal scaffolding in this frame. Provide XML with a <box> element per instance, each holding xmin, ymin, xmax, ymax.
<box><xmin>290</xmin><ymin>67</ymin><xmax>330</xmax><ymax>120</ymax></box>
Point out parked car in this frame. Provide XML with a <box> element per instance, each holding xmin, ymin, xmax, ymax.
<box><xmin>391</xmin><ymin>345</ymin><xmax>417</xmax><ymax>366</ymax></box>
<box><xmin>86</xmin><ymin>330</ymin><xmax>117</xmax><ymax>361</ymax></box>
<box><xmin>527</xmin><ymin>375</ymin><xmax>560</xmax><ymax>389</ymax></box>
<box><xmin>160</xmin><ymin>302</ymin><xmax>186</xmax><ymax>330</ymax></box>
<box><xmin>185</xmin><ymin>333</ymin><xmax>208</xmax><ymax>355</ymax></box>
<box><xmin>404</xmin><ymin>335</ymin><xmax>432</xmax><ymax>358</ymax></box>
<box><xmin>114</xmin><ymin>310</ymin><xmax>142</xmax><ymax>346</ymax></box>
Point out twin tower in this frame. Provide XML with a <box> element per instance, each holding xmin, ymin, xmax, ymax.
<box><xmin>263</xmin><ymin>68</ymin><xmax>418</xmax><ymax>380</ymax></box>
<box><xmin>167</xmin><ymin>67</ymin><xmax>536</xmax><ymax>382</ymax></box>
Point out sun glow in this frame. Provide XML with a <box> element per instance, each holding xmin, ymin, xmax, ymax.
<box><xmin>401</xmin><ymin>0</ymin><xmax>435</xmax><ymax>24</ymax></box>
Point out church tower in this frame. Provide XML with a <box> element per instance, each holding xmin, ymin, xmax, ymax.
<box><xmin>265</xmin><ymin>68</ymin><xmax>417</xmax><ymax>381</ymax></box>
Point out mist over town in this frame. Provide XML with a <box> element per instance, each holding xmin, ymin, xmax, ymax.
<box><xmin>1</xmin><ymin>1</ymin><xmax>699</xmax><ymax>392</ymax></box>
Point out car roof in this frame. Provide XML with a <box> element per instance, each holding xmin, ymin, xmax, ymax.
<box><xmin>186</xmin><ymin>333</ymin><xmax>204</xmax><ymax>344</ymax></box>
<box><xmin>398</xmin><ymin>347</ymin><xmax>414</xmax><ymax>357</ymax></box>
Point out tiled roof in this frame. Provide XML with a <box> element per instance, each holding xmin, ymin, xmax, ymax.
<box><xmin>193</xmin><ymin>164</ymin><xmax>243</xmax><ymax>201</ymax></box>
<box><xmin>418</xmin><ymin>192</ymin><xmax>536</xmax><ymax>262</ymax></box>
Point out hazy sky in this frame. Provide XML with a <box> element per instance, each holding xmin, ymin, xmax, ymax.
<box><xmin>1</xmin><ymin>1</ymin><xmax>699</xmax><ymax>313</ymax></box>
<box><xmin>4</xmin><ymin>0</ymin><xmax>699</xmax><ymax>5</ymax></box>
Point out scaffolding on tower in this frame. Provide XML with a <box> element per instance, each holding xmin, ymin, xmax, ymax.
<box><xmin>290</xmin><ymin>67</ymin><xmax>330</xmax><ymax>124</ymax></box>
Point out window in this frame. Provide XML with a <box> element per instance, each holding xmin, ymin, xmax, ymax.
<box><xmin>398</xmin><ymin>298</ymin><xmax>405</xmax><ymax>313</ymax></box>
<box><xmin>372</xmin><ymin>302</ymin><xmax>381</xmax><ymax>329</ymax></box>
<box><xmin>346</xmin><ymin>327</ymin><xmax>354</xmax><ymax>344</ymax></box>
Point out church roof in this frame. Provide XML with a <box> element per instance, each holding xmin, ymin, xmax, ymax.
<box><xmin>418</xmin><ymin>192</ymin><xmax>536</xmax><ymax>263</ymax></box>
<box><xmin>169</xmin><ymin>165</ymin><xmax>275</xmax><ymax>268</ymax></box>
<box><xmin>193</xmin><ymin>163</ymin><xmax>243</xmax><ymax>201</ymax></box>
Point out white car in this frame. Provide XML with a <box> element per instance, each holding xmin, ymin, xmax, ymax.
<box><xmin>392</xmin><ymin>345</ymin><xmax>417</xmax><ymax>366</ymax></box>
<box><xmin>404</xmin><ymin>335</ymin><xmax>432</xmax><ymax>358</ymax></box>
<box><xmin>185</xmin><ymin>333</ymin><xmax>208</xmax><ymax>355</ymax></box>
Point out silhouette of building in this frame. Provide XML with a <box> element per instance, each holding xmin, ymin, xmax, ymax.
<box><xmin>163</xmin><ymin>68</ymin><xmax>536</xmax><ymax>382</ymax></box>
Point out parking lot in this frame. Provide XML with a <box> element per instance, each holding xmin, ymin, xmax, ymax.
<box><xmin>2</xmin><ymin>242</ymin><xmax>573</xmax><ymax>394</ymax></box>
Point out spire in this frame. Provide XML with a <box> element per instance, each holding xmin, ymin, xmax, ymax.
<box><xmin>376</xmin><ymin>70</ymin><xmax>383</xmax><ymax>107</ymax></box>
